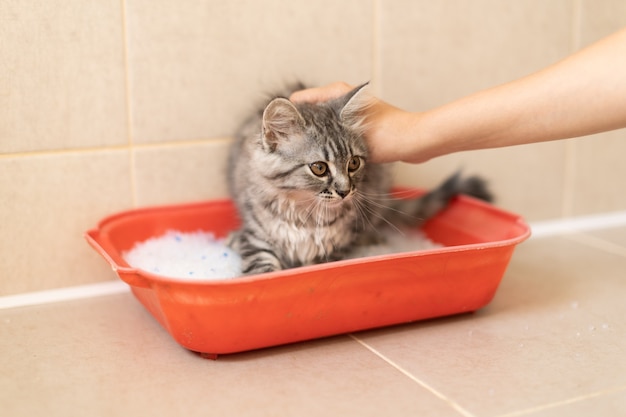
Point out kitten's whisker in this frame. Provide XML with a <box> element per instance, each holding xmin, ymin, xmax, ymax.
<box><xmin>367</xmin><ymin>191</ymin><xmax>427</xmax><ymax>224</ymax></box>
<box><xmin>350</xmin><ymin>199</ymin><xmax>367</xmax><ymax>232</ymax></box>
<box><xmin>299</xmin><ymin>196</ymin><xmax>321</xmax><ymax>225</ymax></box>
<box><xmin>315</xmin><ymin>200</ymin><xmax>330</xmax><ymax>262</ymax></box>
<box><xmin>352</xmin><ymin>198</ymin><xmax>379</xmax><ymax>236</ymax></box>
<box><xmin>358</xmin><ymin>193</ymin><xmax>417</xmax><ymax>221</ymax></box>
<box><xmin>354</xmin><ymin>193</ymin><xmax>407</xmax><ymax>237</ymax></box>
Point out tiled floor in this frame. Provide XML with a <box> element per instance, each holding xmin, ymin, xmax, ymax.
<box><xmin>2</xmin><ymin>228</ymin><xmax>626</xmax><ymax>417</ymax></box>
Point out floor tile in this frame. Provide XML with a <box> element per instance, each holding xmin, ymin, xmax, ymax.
<box><xmin>3</xmin><ymin>231</ymin><xmax>625</xmax><ymax>416</ymax></box>
<box><xmin>354</xmin><ymin>236</ymin><xmax>626</xmax><ymax>416</ymax></box>
<box><xmin>520</xmin><ymin>387</ymin><xmax>626</xmax><ymax>417</ymax></box>
<box><xmin>585</xmin><ymin>225</ymin><xmax>626</xmax><ymax>248</ymax></box>
<box><xmin>0</xmin><ymin>293</ymin><xmax>465</xmax><ymax>417</ymax></box>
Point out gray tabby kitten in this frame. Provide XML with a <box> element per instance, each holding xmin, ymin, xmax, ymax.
<box><xmin>227</xmin><ymin>83</ymin><xmax>492</xmax><ymax>275</ymax></box>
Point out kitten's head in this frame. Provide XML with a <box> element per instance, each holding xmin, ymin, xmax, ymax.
<box><xmin>257</xmin><ymin>83</ymin><xmax>372</xmax><ymax>207</ymax></box>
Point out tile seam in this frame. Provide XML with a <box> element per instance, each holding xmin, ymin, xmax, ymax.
<box><xmin>130</xmin><ymin>137</ymin><xmax>233</xmax><ymax>151</ymax></box>
<box><xmin>0</xmin><ymin>145</ymin><xmax>131</xmax><ymax>159</ymax></box>
<box><xmin>120</xmin><ymin>0</ymin><xmax>133</xmax><ymax>148</ymax></box>
<box><xmin>494</xmin><ymin>384</ymin><xmax>626</xmax><ymax>417</ymax></box>
<box><xmin>349</xmin><ymin>334</ymin><xmax>476</xmax><ymax>417</ymax></box>
<box><xmin>119</xmin><ymin>0</ymin><xmax>138</xmax><ymax>207</ymax></box>
<box><xmin>564</xmin><ymin>232</ymin><xmax>626</xmax><ymax>258</ymax></box>
<box><xmin>0</xmin><ymin>138</ymin><xmax>232</xmax><ymax>159</ymax></box>
<box><xmin>560</xmin><ymin>0</ymin><xmax>582</xmax><ymax>217</ymax></box>
<box><xmin>571</xmin><ymin>0</ymin><xmax>583</xmax><ymax>52</ymax></box>
<box><xmin>371</xmin><ymin>0</ymin><xmax>381</xmax><ymax>95</ymax></box>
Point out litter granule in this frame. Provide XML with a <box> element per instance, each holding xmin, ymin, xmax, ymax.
<box><xmin>123</xmin><ymin>230</ymin><xmax>242</xmax><ymax>280</ymax></box>
<box><xmin>123</xmin><ymin>229</ymin><xmax>442</xmax><ymax>280</ymax></box>
<box><xmin>346</xmin><ymin>230</ymin><xmax>442</xmax><ymax>259</ymax></box>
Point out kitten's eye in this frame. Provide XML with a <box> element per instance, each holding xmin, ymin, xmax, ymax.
<box><xmin>310</xmin><ymin>161</ymin><xmax>328</xmax><ymax>177</ymax></box>
<box><xmin>348</xmin><ymin>156</ymin><xmax>361</xmax><ymax>172</ymax></box>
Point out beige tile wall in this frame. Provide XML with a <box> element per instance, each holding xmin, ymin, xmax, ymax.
<box><xmin>1</xmin><ymin>0</ymin><xmax>625</xmax><ymax>295</ymax></box>
<box><xmin>381</xmin><ymin>0</ymin><xmax>626</xmax><ymax>218</ymax></box>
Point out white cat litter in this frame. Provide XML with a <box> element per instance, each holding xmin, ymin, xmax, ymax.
<box><xmin>123</xmin><ymin>230</ymin><xmax>242</xmax><ymax>280</ymax></box>
<box><xmin>123</xmin><ymin>229</ymin><xmax>442</xmax><ymax>280</ymax></box>
<box><xmin>346</xmin><ymin>230</ymin><xmax>442</xmax><ymax>259</ymax></box>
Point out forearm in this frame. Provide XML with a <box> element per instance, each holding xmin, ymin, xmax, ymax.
<box><xmin>402</xmin><ymin>27</ymin><xmax>626</xmax><ymax>163</ymax></box>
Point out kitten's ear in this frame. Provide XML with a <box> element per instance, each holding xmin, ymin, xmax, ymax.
<box><xmin>262</xmin><ymin>98</ymin><xmax>306</xmax><ymax>152</ymax></box>
<box><xmin>335</xmin><ymin>82</ymin><xmax>372</xmax><ymax>134</ymax></box>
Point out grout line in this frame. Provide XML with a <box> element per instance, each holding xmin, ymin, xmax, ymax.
<box><xmin>131</xmin><ymin>137</ymin><xmax>234</xmax><ymax>150</ymax></box>
<box><xmin>119</xmin><ymin>0</ymin><xmax>138</xmax><ymax>207</ymax></box>
<box><xmin>349</xmin><ymin>334</ymin><xmax>476</xmax><ymax>417</ymax></box>
<box><xmin>120</xmin><ymin>0</ymin><xmax>134</xmax><ymax>148</ymax></box>
<box><xmin>564</xmin><ymin>232</ymin><xmax>626</xmax><ymax>258</ymax></box>
<box><xmin>129</xmin><ymin>146</ymin><xmax>139</xmax><ymax>207</ymax></box>
<box><xmin>561</xmin><ymin>0</ymin><xmax>581</xmax><ymax>217</ymax></box>
<box><xmin>0</xmin><ymin>281</ymin><xmax>129</xmax><ymax>310</ymax></box>
<box><xmin>0</xmin><ymin>145</ymin><xmax>132</xmax><ymax>159</ymax></box>
<box><xmin>571</xmin><ymin>0</ymin><xmax>583</xmax><ymax>52</ymax></box>
<box><xmin>495</xmin><ymin>385</ymin><xmax>626</xmax><ymax>417</ymax></box>
<box><xmin>0</xmin><ymin>138</ymin><xmax>232</xmax><ymax>160</ymax></box>
<box><xmin>371</xmin><ymin>0</ymin><xmax>382</xmax><ymax>96</ymax></box>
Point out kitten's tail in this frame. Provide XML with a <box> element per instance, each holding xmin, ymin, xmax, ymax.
<box><xmin>390</xmin><ymin>171</ymin><xmax>493</xmax><ymax>227</ymax></box>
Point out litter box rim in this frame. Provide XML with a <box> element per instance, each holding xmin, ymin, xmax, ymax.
<box><xmin>85</xmin><ymin>194</ymin><xmax>530</xmax><ymax>288</ymax></box>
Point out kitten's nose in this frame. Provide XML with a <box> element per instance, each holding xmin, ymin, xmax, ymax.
<box><xmin>336</xmin><ymin>189</ymin><xmax>350</xmax><ymax>199</ymax></box>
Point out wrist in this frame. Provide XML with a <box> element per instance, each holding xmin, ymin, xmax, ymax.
<box><xmin>398</xmin><ymin>109</ymin><xmax>442</xmax><ymax>164</ymax></box>
<box><xmin>365</xmin><ymin>103</ymin><xmax>422</xmax><ymax>164</ymax></box>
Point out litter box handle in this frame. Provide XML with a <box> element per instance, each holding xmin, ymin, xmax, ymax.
<box><xmin>114</xmin><ymin>269</ymin><xmax>152</xmax><ymax>289</ymax></box>
<box><xmin>84</xmin><ymin>231</ymin><xmax>152</xmax><ymax>289</ymax></box>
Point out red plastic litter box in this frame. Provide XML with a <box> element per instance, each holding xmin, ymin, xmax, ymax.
<box><xmin>85</xmin><ymin>193</ymin><xmax>530</xmax><ymax>358</ymax></box>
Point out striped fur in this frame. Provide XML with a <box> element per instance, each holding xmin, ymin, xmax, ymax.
<box><xmin>226</xmin><ymin>84</ymin><xmax>492</xmax><ymax>275</ymax></box>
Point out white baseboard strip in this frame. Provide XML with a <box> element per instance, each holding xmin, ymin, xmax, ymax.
<box><xmin>529</xmin><ymin>210</ymin><xmax>626</xmax><ymax>239</ymax></box>
<box><xmin>0</xmin><ymin>280</ymin><xmax>128</xmax><ymax>310</ymax></box>
<box><xmin>2</xmin><ymin>210</ymin><xmax>626</xmax><ymax>310</ymax></box>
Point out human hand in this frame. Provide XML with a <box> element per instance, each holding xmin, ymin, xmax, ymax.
<box><xmin>291</xmin><ymin>82</ymin><xmax>421</xmax><ymax>164</ymax></box>
<box><xmin>289</xmin><ymin>81</ymin><xmax>354</xmax><ymax>103</ymax></box>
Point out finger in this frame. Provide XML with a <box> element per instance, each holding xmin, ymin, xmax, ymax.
<box><xmin>290</xmin><ymin>82</ymin><xmax>354</xmax><ymax>103</ymax></box>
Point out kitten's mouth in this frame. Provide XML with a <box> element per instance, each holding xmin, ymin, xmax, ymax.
<box><xmin>322</xmin><ymin>198</ymin><xmax>345</xmax><ymax>207</ymax></box>
<box><xmin>287</xmin><ymin>190</ymin><xmax>352</xmax><ymax>208</ymax></box>
<box><xmin>320</xmin><ymin>194</ymin><xmax>353</xmax><ymax>207</ymax></box>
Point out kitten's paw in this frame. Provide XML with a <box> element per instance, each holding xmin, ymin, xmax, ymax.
<box><xmin>241</xmin><ymin>261</ymin><xmax>282</xmax><ymax>276</ymax></box>
<box><xmin>227</xmin><ymin>230</ymin><xmax>283</xmax><ymax>275</ymax></box>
